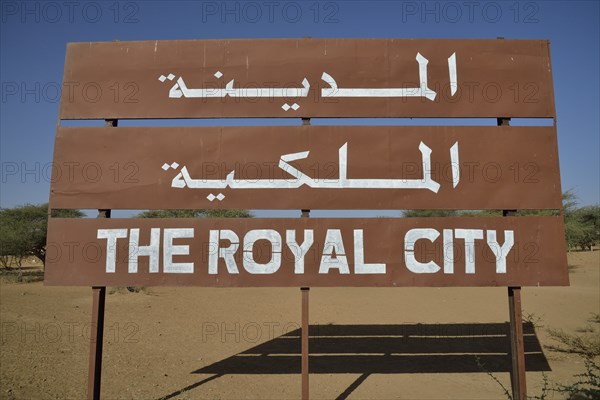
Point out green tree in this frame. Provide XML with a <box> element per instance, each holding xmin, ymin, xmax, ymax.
<box><xmin>558</xmin><ymin>191</ymin><xmax>589</xmax><ymax>250</ymax></box>
<box><xmin>203</xmin><ymin>209</ymin><xmax>253</xmax><ymax>218</ymax></box>
<box><xmin>402</xmin><ymin>210</ymin><xmax>458</xmax><ymax>217</ymax></box>
<box><xmin>0</xmin><ymin>204</ymin><xmax>83</xmax><ymax>267</ymax></box>
<box><xmin>136</xmin><ymin>209</ymin><xmax>253</xmax><ymax>218</ymax></box>
<box><xmin>572</xmin><ymin>205</ymin><xmax>600</xmax><ymax>250</ymax></box>
<box><xmin>136</xmin><ymin>209</ymin><xmax>204</xmax><ymax>218</ymax></box>
<box><xmin>459</xmin><ymin>210</ymin><xmax>502</xmax><ymax>217</ymax></box>
<box><xmin>0</xmin><ymin>213</ymin><xmax>27</xmax><ymax>268</ymax></box>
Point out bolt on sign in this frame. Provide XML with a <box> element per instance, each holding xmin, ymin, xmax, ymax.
<box><xmin>47</xmin><ymin>38</ymin><xmax>568</xmax><ymax>287</ymax></box>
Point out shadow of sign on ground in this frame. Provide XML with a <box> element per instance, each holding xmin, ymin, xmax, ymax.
<box><xmin>159</xmin><ymin>322</ymin><xmax>550</xmax><ymax>399</ymax></box>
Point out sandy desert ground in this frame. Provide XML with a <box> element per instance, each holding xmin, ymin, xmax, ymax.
<box><xmin>1</xmin><ymin>251</ymin><xmax>598</xmax><ymax>400</ymax></box>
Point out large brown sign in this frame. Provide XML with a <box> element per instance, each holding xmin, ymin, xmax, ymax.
<box><xmin>49</xmin><ymin>125</ymin><xmax>562</xmax><ymax>210</ymax></box>
<box><xmin>59</xmin><ymin>39</ymin><xmax>555</xmax><ymax>119</ymax></box>
<box><xmin>44</xmin><ymin>216</ymin><xmax>568</xmax><ymax>287</ymax></box>
<box><xmin>48</xmin><ymin>37</ymin><xmax>565</xmax><ymax>400</ymax></box>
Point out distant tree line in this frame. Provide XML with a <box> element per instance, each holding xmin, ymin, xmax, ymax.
<box><xmin>135</xmin><ymin>209</ymin><xmax>253</xmax><ymax>218</ymax></box>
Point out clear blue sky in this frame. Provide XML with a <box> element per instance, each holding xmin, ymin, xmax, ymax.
<box><xmin>1</xmin><ymin>0</ymin><xmax>598</xmax><ymax>217</ymax></box>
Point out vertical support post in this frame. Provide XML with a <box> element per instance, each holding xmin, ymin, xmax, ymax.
<box><xmin>499</xmin><ymin>114</ymin><xmax>527</xmax><ymax>399</ymax></box>
<box><xmin>508</xmin><ymin>286</ymin><xmax>527</xmax><ymax>399</ymax></box>
<box><xmin>301</xmin><ymin>287</ymin><xmax>310</xmax><ymax>400</ymax></box>
<box><xmin>88</xmin><ymin>286</ymin><xmax>106</xmax><ymax>400</ymax></box>
<box><xmin>300</xmin><ymin>116</ymin><xmax>311</xmax><ymax>400</ymax></box>
<box><xmin>87</xmin><ymin>119</ymin><xmax>117</xmax><ymax>400</ymax></box>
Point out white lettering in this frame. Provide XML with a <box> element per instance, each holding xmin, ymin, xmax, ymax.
<box><xmin>319</xmin><ymin>229</ymin><xmax>349</xmax><ymax>274</ymax></box>
<box><xmin>163</xmin><ymin>228</ymin><xmax>194</xmax><ymax>273</ymax></box>
<box><xmin>404</xmin><ymin>228</ymin><xmax>441</xmax><ymax>273</ymax></box>
<box><xmin>286</xmin><ymin>229</ymin><xmax>314</xmax><ymax>274</ymax></box>
<box><xmin>243</xmin><ymin>229</ymin><xmax>282</xmax><ymax>274</ymax></box>
<box><xmin>486</xmin><ymin>230</ymin><xmax>514</xmax><ymax>274</ymax></box>
<box><xmin>443</xmin><ymin>229</ymin><xmax>454</xmax><ymax>274</ymax></box>
<box><xmin>354</xmin><ymin>229</ymin><xmax>386</xmax><ymax>274</ymax></box>
<box><xmin>97</xmin><ymin>229</ymin><xmax>128</xmax><ymax>273</ymax></box>
<box><xmin>455</xmin><ymin>229</ymin><xmax>484</xmax><ymax>274</ymax></box>
<box><xmin>208</xmin><ymin>229</ymin><xmax>240</xmax><ymax>274</ymax></box>
<box><xmin>128</xmin><ymin>228</ymin><xmax>160</xmax><ymax>273</ymax></box>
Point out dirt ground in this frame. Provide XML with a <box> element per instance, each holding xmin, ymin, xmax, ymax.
<box><xmin>1</xmin><ymin>251</ymin><xmax>598</xmax><ymax>400</ymax></box>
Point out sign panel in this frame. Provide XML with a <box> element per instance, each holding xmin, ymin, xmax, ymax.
<box><xmin>59</xmin><ymin>39</ymin><xmax>555</xmax><ymax>119</ymax></box>
<box><xmin>49</xmin><ymin>125</ymin><xmax>562</xmax><ymax>210</ymax></box>
<box><xmin>44</xmin><ymin>216</ymin><xmax>568</xmax><ymax>287</ymax></box>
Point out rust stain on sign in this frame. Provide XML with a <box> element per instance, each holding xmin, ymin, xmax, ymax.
<box><xmin>44</xmin><ymin>216</ymin><xmax>568</xmax><ymax>287</ymax></box>
<box><xmin>58</xmin><ymin>38</ymin><xmax>556</xmax><ymax>119</ymax></box>
<box><xmin>49</xmin><ymin>125</ymin><xmax>562</xmax><ymax>210</ymax></box>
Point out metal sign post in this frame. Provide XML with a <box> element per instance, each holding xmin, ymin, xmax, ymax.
<box><xmin>87</xmin><ymin>285</ymin><xmax>105</xmax><ymax>400</ymax></box>
<box><xmin>301</xmin><ymin>287</ymin><xmax>310</xmax><ymax>400</ymax></box>
<box><xmin>508</xmin><ymin>286</ymin><xmax>527</xmax><ymax>399</ymax></box>
<box><xmin>498</xmin><ymin>115</ymin><xmax>527</xmax><ymax>400</ymax></box>
<box><xmin>87</xmin><ymin>119</ymin><xmax>116</xmax><ymax>400</ymax></box>
<box><xmin>301</xmin><ymin>117</ymin><xmax>311</xmax><ymax>400</ymax></box>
